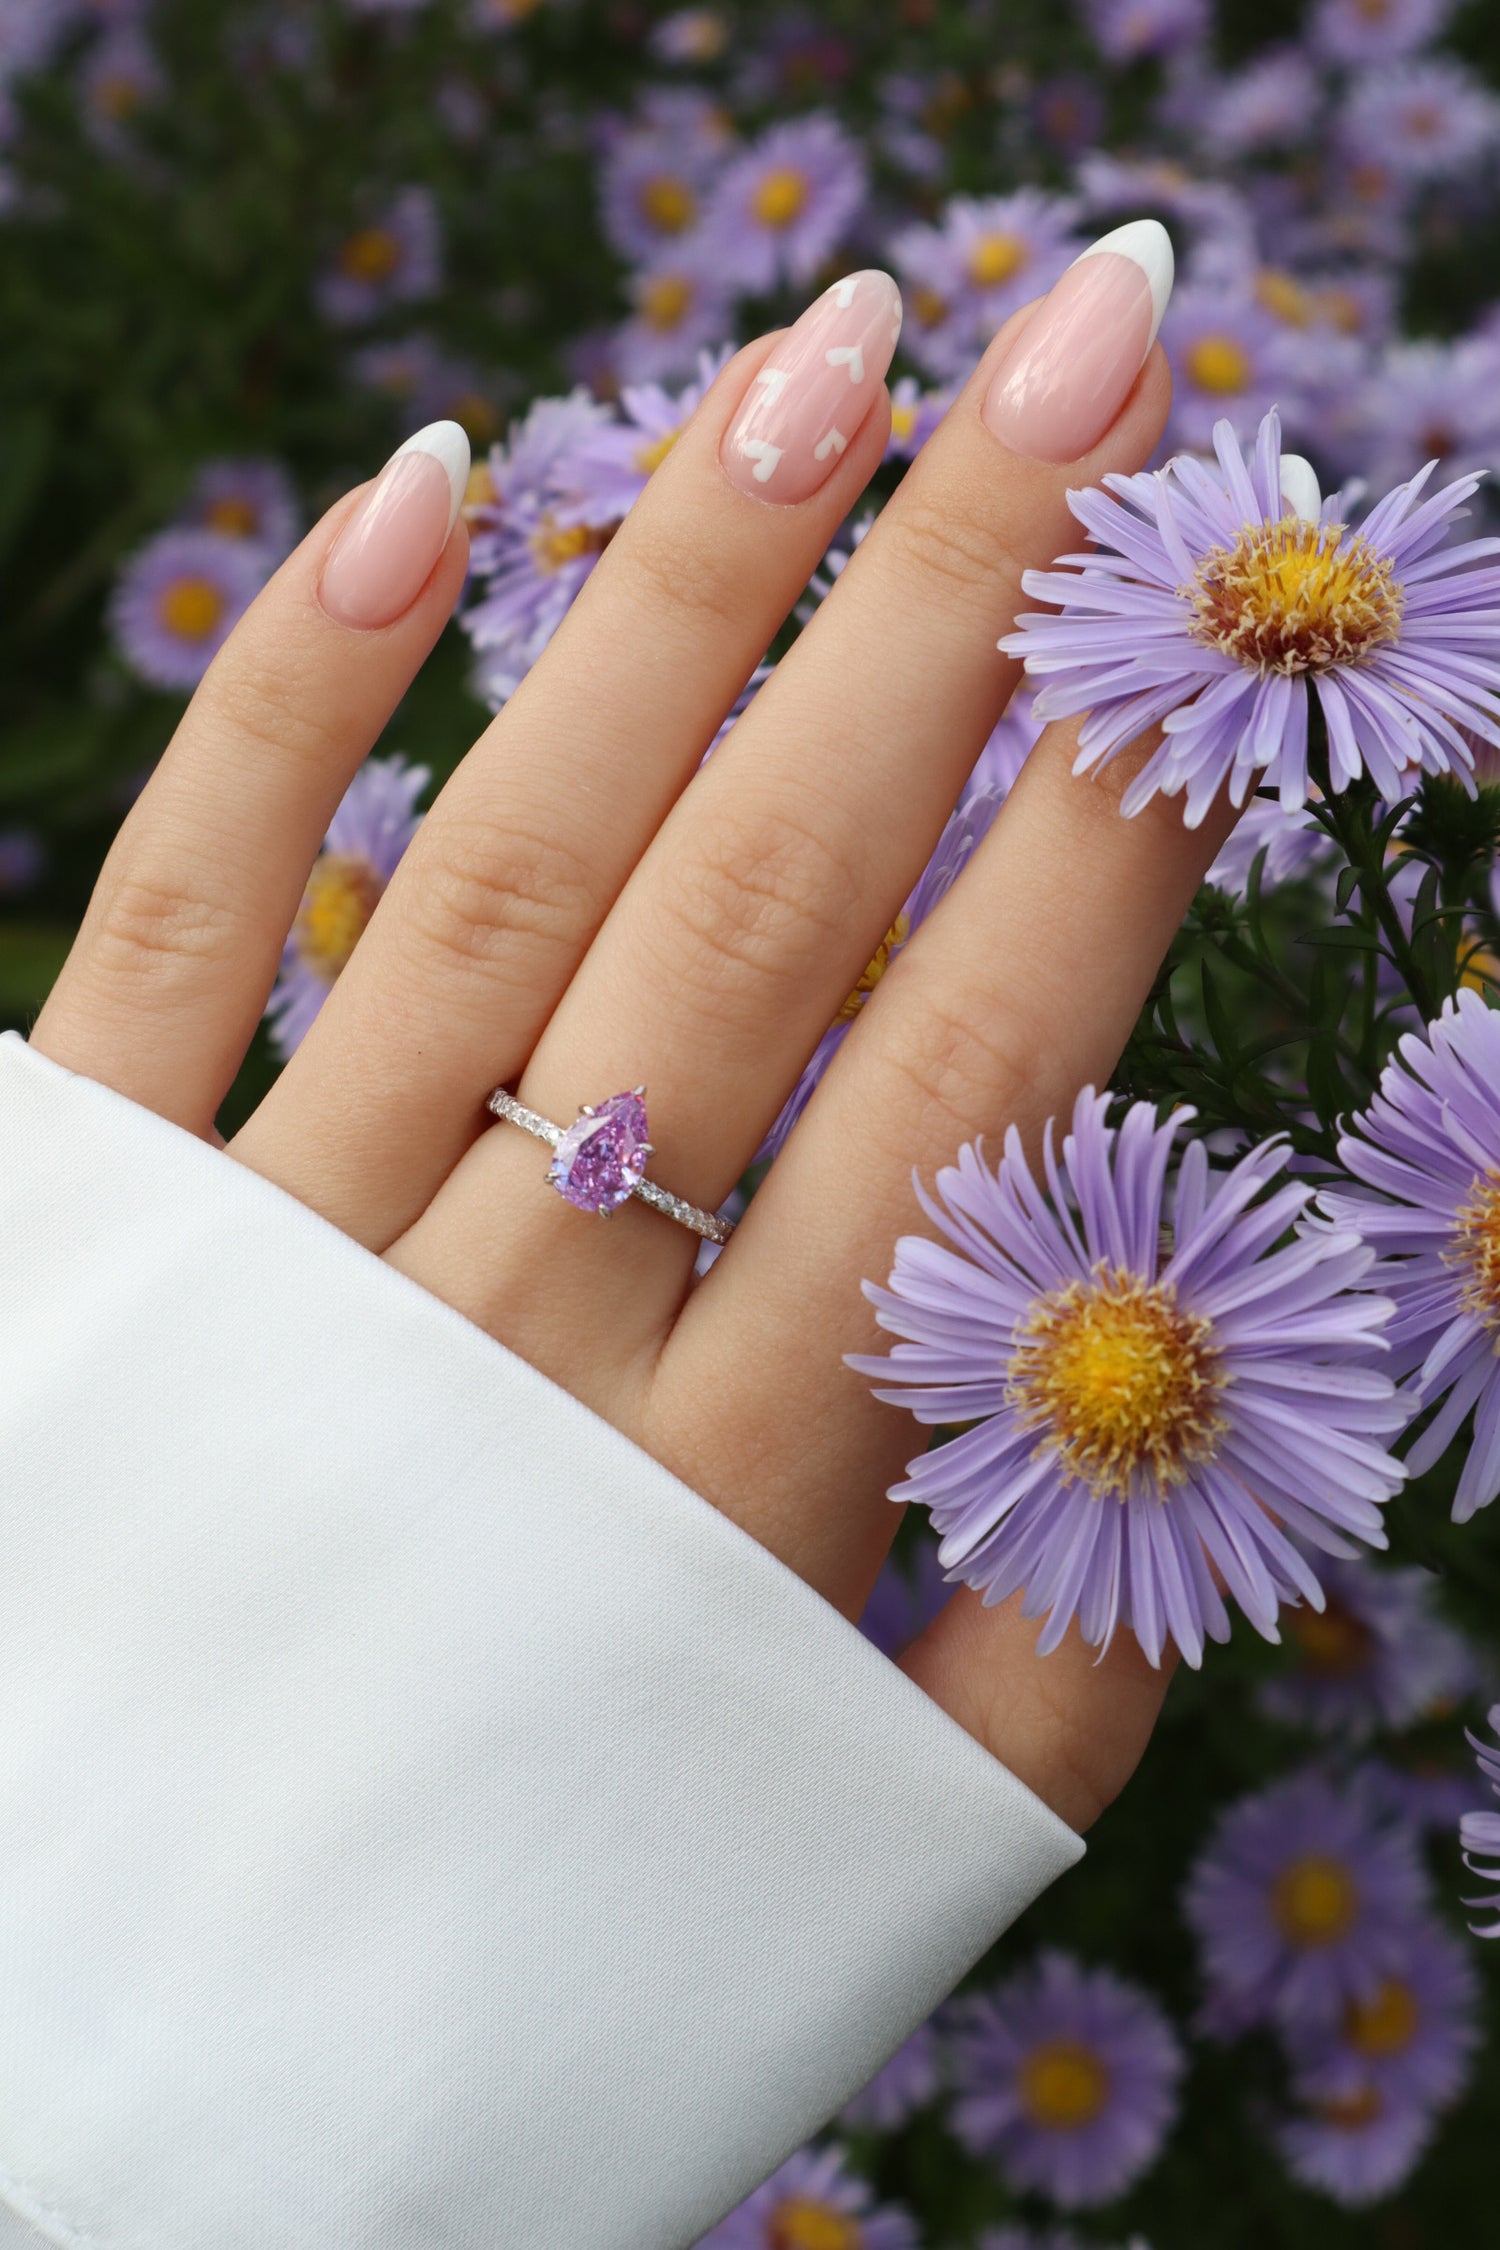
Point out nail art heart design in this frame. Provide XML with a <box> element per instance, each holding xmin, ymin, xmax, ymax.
<box><xmin>720</xmin><ymin>270</ymin><xmax>903</xmax><ymax>506</ymax></box>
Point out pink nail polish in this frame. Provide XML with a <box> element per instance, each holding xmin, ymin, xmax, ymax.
<box><xmin>319</xmin><ymin>420</ymin><xmax>470</xmax><ymax>630</ymax></box>
<box><xmin>981</xmin><ymin>220</ymin><xmax>1174</xmax><ymax>465</ymax></box>
<box><xmin>721</xmin><ymin>270</ymin><xmax>903</xmax><ymax>505</ymax></box>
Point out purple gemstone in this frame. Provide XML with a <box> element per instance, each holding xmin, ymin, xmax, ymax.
<box><xmin>548</xmin><ymin>1089</ymin><xmax>652</xmax><ymax>1217</ymax></box>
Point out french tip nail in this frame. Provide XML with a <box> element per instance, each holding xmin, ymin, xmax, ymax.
<box><xmin>1073</xmin><ymin>219</ymin><xmax>1175</xmax><ymax>350</ymax></box>
<box><xmin>393</xmin><ymin>419</ymin><xmax>471</xmax><ymax>537</ymax></box>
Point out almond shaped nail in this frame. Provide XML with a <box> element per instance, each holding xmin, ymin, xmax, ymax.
<box><xmin>721</xmin><ymin>270</ymin><xmax>904</xmax><ymax>505</ymax></box>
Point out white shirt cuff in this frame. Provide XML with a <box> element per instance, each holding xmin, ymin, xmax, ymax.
<box><xmin>0</xmin><ymin>1030</ymin><xmax>1082</xmax><ymax>2250</ymax></box>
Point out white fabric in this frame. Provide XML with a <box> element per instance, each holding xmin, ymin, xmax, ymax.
<box><xmin>0</xmin><ymin>1031</ymin><xmax>1082</xmax><ymax>2250</ymax></box>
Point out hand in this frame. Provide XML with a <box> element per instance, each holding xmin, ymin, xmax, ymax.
<box><xmin>31</xmin><ymin>259</ymin><xmax>1237</xmax><ymax>1833</ymax></box>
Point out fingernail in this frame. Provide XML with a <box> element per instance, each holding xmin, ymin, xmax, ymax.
<box><xmin>319</xmin><ymin>420</ymin><xmax>470</xmax><ymax>629</ymax></box>
<box><xmin>980</xmin><ymin>220</ymin><xmax>1174</xmax><ymax>464</ymax></box>
<box><xmin>721</xmin><ymin>270</ymin><xmax>903</xmax><ymax>505</ymax></box>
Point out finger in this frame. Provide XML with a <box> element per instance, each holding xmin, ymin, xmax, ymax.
<box><xmin>234</xmin><ymin>280</ymin><xmax>901</xmax><ymax>1246</ymax></box>
<box><xmin>410</xmin><ymin>230</ymin><xmax>1176</xmax><ymax>1374</ymax></box>
<box><xmin>30</xmin><ymin>426</ymin><xmax>472</xmax><ymax>1134</ymax></box>
<box><xmin>658</xmin><ymin>717</ymin><xmax>1241</xmax><ymax>1609</ymax></box>
<box><xmin>899</xmin><ymin>1588</ymin><xmax>1177</xmax><ymax>1832</ymax></box>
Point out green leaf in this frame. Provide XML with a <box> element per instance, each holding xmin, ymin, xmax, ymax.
<box><xmin>1334</xmin><ymin>862</ymin><xmax>1360</xmax><ymax>915</ymax></box>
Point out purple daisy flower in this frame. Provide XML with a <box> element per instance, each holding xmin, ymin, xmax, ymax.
<box><xmin>1272</xmin><ymin>2081</ymin><xmax>1437</xmax><ymax>2205</ymax></box>
<box><xmin>701</xmin><ymin>114</ymin><xmax>867</xmax><ymax>295</ymax></box>
<box><xmin>839</xmin><ymin>2020</ymin><xmax>941</xmax><ymax>2132</ymax></box>
<box><xmin>613</xmin><ymin>255</ymin><xmax>736</xmax><ymax>385</ymax></box>
<box><xmin>887</xmin><ymin>191</ymin><xmax>1081</xmax><ymax>382</ymax></box>
<box><xmin>598</xmin><ymin>88</ymin><xmax>732</xmax><ymax>265</ymax></box>
<box><xmin>1349</xmin><ymin>336</ymin><xmax>1500</xmax><ymax>494</ymax></box>
<box><xmin>1004</xmin><ymin>409</ymin><xmax>1500</xmax><ymax>823</ymax></box>
<box><xmin>650</xmin><ymin>9</ymin><xmax>733</xmax><ymax>66</ymax></box>
<box><xmin>1258</xmin><ymin>1556</ymin><xmax>1481</xmax><ymax>1741</ymax></box>
<box><xmin>264</xmin><ymin>754</ymin><xmax>427</xmax><ymax>1060</ymax></box>
<box><xmin>884</xmin><ymin>375</ymin><xmax>952</xmax><ymax>463</ymax></box>
<box><xmin>1160</xmin><ymin>284</ymin><xmax>1303</xmax><ymax>450</ymax></box>
<box><xmin>78</xmin><ymin>25</ymin><xmax>162</xmax><ymax>147</ymax></box>
<box><xmin>1184</xmin><ymin>1768</ymin><xmax>1429</xmax><ymax>2027</ymax></box>
<box><xmin>850</xmin><ymin>1092</ymin><xmax>1403</xmax><ymax>1669</ymax></box>
<box><xmin>694</xmin><ymin>2141</ymin><xmax>917</xmax><ymax>2250</ymax></box>
<box><xmin>1203</xmin><ymin>794</ymin><xmax>1330</xmax><ymax>896</ymax></box>
<box><xmin>183</xmin><ymin>458</ymin><xmax>300</xmax><ymax>559</ymax></box>
<box><xmin>109</xmin><ymin>526</ymin><xmax>270</xmax><ymax>692</ymax></box>
<box><xmin>0</xmin><ymin>828</ymin><xmax>45</xmax><ymax>895</ymax></box>
<box><xmin>757</xmin><ymin>787</ymin><xmax>1007</xmax><ymax>1164</ymax></box>
<box><xmin>962</xmin><ymin>687</ymin><xmax>1046</xmax><ymax>804</ymax></box>
<box><xmin>1461</xmin><ymin>1702</ymin><xmax>1500</xmax><ymax>1935</ymax></box>
<box><xmin>948</xmin><ymin>1952</ymin><xmax>1182</xmax><ymax>2210</ymax></box>
<box><xmin>1294</xmin><ymin>1910</ymin><xmax>1481</xmax><ymax>2111</ymax></box>
<box><xmin>315</xmin><ymin>186</ymin><xmax>441</xmax><ymax>327</ymax></box>
<box><xmin>1312</xmin><ymin>0</ymin><xmax>1454</xmax><ymax>63</ymax></box>
<box><xmin>1084</xmin><ymin>0</ymin><xmax>1209</xmax><ymax>62</ymax></box>
<box><xmin>1325</xmin><ymin>991</ymin><xmax>1500</xmax><ymax>1522</ymax></box>
<box><xmin>1338</xmin><ymin>62</ymin><xmax>1500</xmax><ymax>185</ymax></box>
<box><xmin>1364</xmin><ymin>1753</ymin><xmax>1490</xmax><ymax>1837</ymax></box>
<box><xmin>560</xmin><ymin>350</ymin><xmax>731</xmax><ymax>523</ymax></box>
<box><xmin>462</xmin><ymin>388</ymin><xmax>619</xmax><ymax>707</ymax></box>
<box><xmin>1193</xmin><ymin>49</ymin><xmax>1322</xmax><ymax>159</ymax></box>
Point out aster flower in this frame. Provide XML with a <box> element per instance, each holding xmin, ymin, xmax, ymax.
<box><xmin>1349</xmin><ymin>336</ymin><xmax>1500</xmax><ymax>493</ymax></box>
<box><xmin>839</xmin><ymin>2020</ymin><xmax>940</xmax><ymax>2131</ymax></box>
<box><xmin>695</xmin><ymin>2141</ymin><xmax>917</xmax><ymax>2250</ymax></box>
<box><xmin>1004</xmin><ymin>409</ymin><xmax>1500</xmax><ymax>823</ymax></box>
<box><xmin>855</xmin><ymin>1533</ymin><xmax>948</xmax><ymax>1660</ymax></box>
<box><xmin>650</xmin><ymin>9</ymin><xmax>732</xmax><ymax>65</ymax></box>
<box><xmin>1193</xmin><ymin>49</ymin><xmax>1322</xmax><ymax>159</ymax></box>
<box><xmin>462</xmin><ymin>388</ymin><xmax>619</xmax><ymax>707</ymax></box>
<box><xmin>1184</xmin><ymin>1769</ymin><xmax>1428</xmax><ymax>2027</ymax></box>
<box><xmin>851</xmin><ymin>1092</ymin><xmax>1403</xmax><ymax>1669</ymax></box>
<box><xmin>264</xmin><ymin>754</ymin><xmax>427</xmax><ymax>1060</ymax></box>
<box><xmin>1084</xmin><ymin>0</ymin><xmax>1209</xmax><ymax>62</ymax></box>
<box><xmin>109</xmin><ymin>527</ymin><xmax>271</xmax><ymax>692</ymax></box>
<box><xmin>613</xmin><ymin>256</ymin><xmax>736</xmax><ymax>385</ymax></box>
<box><xmin>1326</xmin><ymin>991</ymin><xmax>1500</xmax><ymax>1521</ymax></box>
<box><xmin>598</xmin><ymin>88</ymin><xmax>733</xmax><ymax>265</ymax></box>
<box><xmin>887</xmin><ymin>191</ymin><xmax>1081</xmax><ymax>382</ymax></box>
<box><xmin>884</xmin><ymin>375</ymin><xmax>952</xmax><ymax>463</ymax></box>
<box><xmin>1339</xmin><ymin>61</ymin><xmax>1500</xmax><ymax>185</ymax></box>
<box><xmin>1294</xmin><ymin>1911</ymin><xmax>1481</xmax><ymax>2111</ymax></box>
<box><xmin>560</xmin><ymin>350</ymin><xmax>731</xmax><ymax>523</ymax></box>
<box><xmin>1312</xmin><ymin>0</ymin><xmax>1454</xmax><ymax>64</ymax></box>
<box><xmin>315</xmin><ymin>186</ymin><xmax>441</xmax><ymax>327</ymax></box>
<box><xmin>1258</xmin><ymin>1556</ymin><xmax>1480</xmax><ymax>1741</ymax></box>
<box><xmin>78</xmin><ymin>25</ymin><xmax>162</xmax><ymax>147</ymax></box>
<box><xmin>962</xmin><ymin>687</ymin><xmax>1046</xmax><ymax>805</ymax></box>
<box><xmin>758</xmin><ymin>787</ymin><xmax>1007</xmax><ymax>1163</ymax></box>
<box><xmin>1461</xmin><ymin>1702</ymin><xmax>1500</xmax><ymax>1936</ymax></box>
<box><xmin>701</xmin><ymin>114</ymin><xmax>867</xmax><ymax>295</ymax></box>
<box><xmin>1203</xmin><ymin>793</ymin><xmax>1330</xmax><ymax>897</ymax></box>
<box><xmin>0</xmin><ymin>828</ymin><xmax>45</xmax><ymax>895</ymax></box>
<box><xmin>948</xmin><ymin>1952</ymin><xmax>1182</xmax><ymax>2210</ymax></box>
<box><xmin>183</xmin><ymin>458</ymin><xmax>300</xmax><ymax>559</ymax></box>
<box><xmin>1160</xmin><ymin>285</ymin><xmax>1306</xmax><ymax>450</ymax></box>
<box><xmin>1272</xmin><ymin>2083</ymin><xmax>1438</xmax><ymax>2205</ymax></box>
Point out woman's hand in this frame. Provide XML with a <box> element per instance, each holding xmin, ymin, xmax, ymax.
<box><xmin>30</xmin><ymin>251</ymin><xmax>1236</xmax><ymax>1832</ymax></box>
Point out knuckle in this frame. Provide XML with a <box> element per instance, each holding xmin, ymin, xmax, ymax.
<box><xmin>620</xmin><ymin>513</ymin><xmax>745</xmax><ymax>633</ymax></box>
<box><xmin>883</xmin><ymin>488</ymin><xmax>1030</xmax><ymax>605</ymax></box>
<box><xmin>650</xmin><ymin>801</ymin><xmax>863</xmax><ymax>1010</ymax></box>
<box><xmin>402</xmin><ymin>813</ymin><xmax>601</xmax><ymax>977</ymax></box>
<box><xmin>91</xmin><ymin>864</ymin><xmax>241</xmax><ymax>984</ymax></box>
<box><xmin>864</xmin><ymin>979</ymin><xmax>1040</xmax><ymax>1140</ymax></box>
<box><xmin>205</xmin><ymin>658</ymin><xmax>336</xmax><ymax>771</ymax></box>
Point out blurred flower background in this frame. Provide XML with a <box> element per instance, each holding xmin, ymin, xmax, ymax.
<box><xmin>4</xmin><ymin>0</ymin><xmax>1500</xmax><ymax>2241</ymax></box>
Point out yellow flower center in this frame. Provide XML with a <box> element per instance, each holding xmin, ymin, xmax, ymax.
<box><xmin>1188</xmin><ymin>518</ymin><xmax>1404</xmax><ymax>678</ymax></box>
<box><xmin>640</xmin><ymin>273</ymin><xmax>694</xmax><ymax>331</ymax></box>
<box><xmin>95</xmin><ymin>73</ymin><xmax>142</xmax><ymax>120</ymax></box>
<box><xmin>838</xmin><ymin>912</ymin><xmax>910</xmax><ymax>1022</ymax></box>
<box><xmin>911</xmin><ymin>285</ymin><xmax>950</xmax><ymax>330</ymax></box>
<box><xmin>462</xmin><ymin>461</ymin><xmax>499</xmax><ymax>517</ymax></box>
<box><xmin>295</xmin><ymin>853</ymin><xmax>383</xmax><ymax>982</ymax></box>
<box><xmin>1255</xmin><ymin>269</ymin><xmax>1316</xmax><ymax>329</ymax></box>
<box><xmin>1313</xmin><ymin>2085</ymin><xmax>1384</xmax><ymax>2129</ymax></box>
<box><xmin>890</xmin><ymin>397</ymin><xmax>919</xmax><ymax>445</ymax></box>
<box><xmin>967</xmin><ymin>231</ymin><xmax>1029</xmax><ymax>289</ymax></box>
<box><xmin>1345</xmin><ymin>1979</ymin><xmax>1419</xmax><ymax>2057</ymax></box>
<box><xmin>1271</xmin><ymin>1855</ymin><xmax>1360</xmax><ymax>1947</ymax></box>
<box><xmin>529</xmin><ymin>516</ymin><xmax>616</xmax><ymax>575</ymax></box>
<box><xmin>1319</xmin><ymin>286</ymin><xmax>1364</xmax><ymax>336</ymax></box>
<box><xmin>1006</xmin><ymin>1265</ymin><xmax>1227</xmax><ymax>1500</ymax></box>
<box><xmin>753</xmin><ymin>167</ymin><xmax>811</xmax><ymax>229</ymax></box>
<box><xmin>1448</xmin><ymin>1173</ymin><xmax>1500</xmax><ymax>1330</ymax></box>
<box><xmin>1462</xmin><ymin>938</ymin><xmax>1500</xmax><ymax>997</ymax></box>
<box><xmin>340</xmin><ymin>227</ymin><xmax>401</xmax><ymax>284</ymax></box>
<box><xmin>1403</xmin><ymin>100</ymin><xmax>1442</xmax><ymax>140</ymax></box>
<box><xmin>1355</xmin><ymin>0</ymin><xmax>1392</xmax><ymax>19</ymax></box>
<box><xmin>1287</xmin><ymin>1596</ymin><xmax>1373</xmax><ymax>1677</ymax></box>
<box><xmin>1184</xmin><ymin>334</ymin><xmax>1253</xmax><ymax>396</ymax></box>
<box><xmin>1350</xmin><ymin>160</ymin><xmax>1390</xmax><ymax>204</ymax></box>
<box><xmin>1018</xmin><ymin>2039</ymin><xmax>1111</xmax><ymax>2130</ymax></box>
<box><xmin>447</xmin><ymin>391</ymin><xmax>498</xmax><ymax>446</ymax></box>
<box><xmin>634</xmin><ymin>425</ymin><xmax>683</xmax><ymax>475</ymax></box>
<box><xmin>204</xmin><ymin>496</ymin><xmax>260</xmax><ymax>538</ymax></box>
<box><xmin>157</xmin><ymin>576</ymin><xmax>226</xmax><ymax>642</ymax></box>
<box><xmin>638</xmin><ymin>175</ymin><xmax>697</xmax><ymax>234</ymax></box>
<box><xmin>767</xmin><ymin>2202</ymin><xmax>862</xmax><ymax>2250</ymax></box>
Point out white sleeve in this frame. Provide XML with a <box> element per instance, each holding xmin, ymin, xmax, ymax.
<box><xmin>0</xmin><ymin>1029</ymin><xmax>1082</xmax><ymax>2250</ymax></box>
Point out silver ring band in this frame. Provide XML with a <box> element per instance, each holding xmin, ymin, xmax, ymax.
<box><xmin>485</xmin><ymin>1088</ymin><xmax>736</xmax><ymax>1246</ymax></box>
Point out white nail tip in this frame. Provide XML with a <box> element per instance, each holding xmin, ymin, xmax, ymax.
<box><xmin>1279</xmin><ymin>454</ymin><xmax>1325</xmax><ymax>524</ymax></box>
<box><xmin>393</xmin><ymin>419</ymin><xmax>471</xmax><ymax>538</ymax></box>
<box><xmin>1073</xmin><ymin>219</ymin><xmax>1175</xmax><ymax>350</ymax></box>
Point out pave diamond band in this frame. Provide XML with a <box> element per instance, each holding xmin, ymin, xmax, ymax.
<box><xmin>485</xmin><ymin>1086</ymin><xmax>736</xmax><ymax>1246</ymax></box>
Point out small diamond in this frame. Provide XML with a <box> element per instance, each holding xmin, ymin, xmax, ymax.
<box><xmin>547</xmin><ymin>1089</ymin><xmax>652</xmax><ymax>1217</ymax></box>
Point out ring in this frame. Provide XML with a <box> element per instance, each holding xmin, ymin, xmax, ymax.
<box><xmin>485</xmin><ymin>1085</ymin><xmax>736</xmax><ymax>1246</ymax></box>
